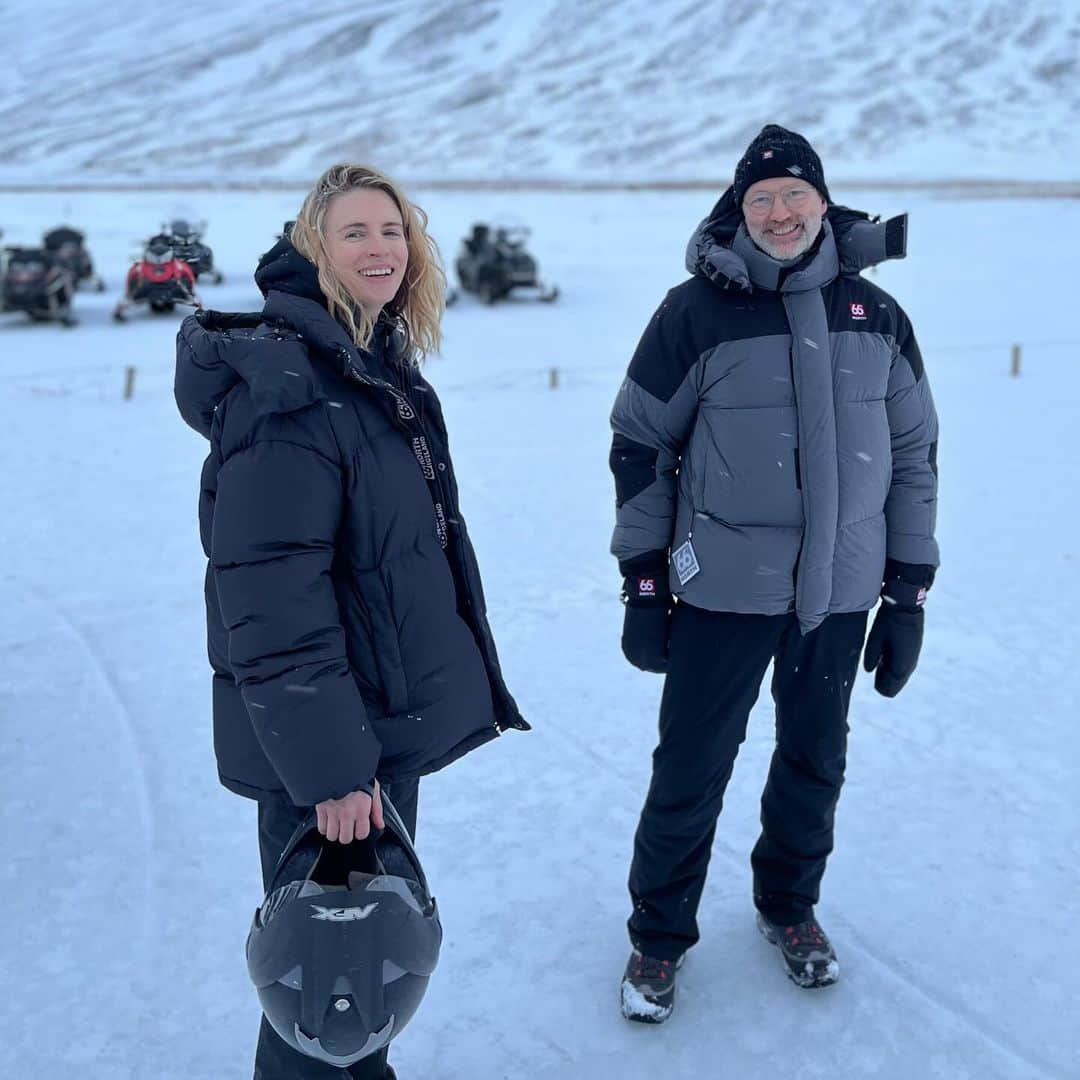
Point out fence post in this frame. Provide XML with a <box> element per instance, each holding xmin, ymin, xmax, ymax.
<box><xmin>549</xmin><ymin>367</ymin><xmax>559</xmax><ymax>390</ymax></box>
<box><xmin>124</xmin><ymin>366</ymin><xmax>136</xmax><ymax>400</ymax></box>
<box><xmin>1010</xmin><ymin>344</ymin><xmax>1021</xmax><ymax>377</ymax></box>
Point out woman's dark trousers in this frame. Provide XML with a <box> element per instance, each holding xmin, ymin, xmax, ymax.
<box><xmin>628</xmin><ymin>603</ymin><xmax>868</xmax><ymax>960</ymax></box>
<box><xmin>253</xmin><ymin>780</ymin><xmax>419</xmax><ymax>1080</ymax></box>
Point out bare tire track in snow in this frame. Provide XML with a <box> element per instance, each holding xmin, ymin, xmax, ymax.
<box><xmin>27</xmin><ymin>585</ymin><xmax>159</xmax><ymax>974</ymax></box>
<box><xmin>837</xmin><ymin>919</ymin><xmax>1066</xmax><ymax>1079</ymax></box>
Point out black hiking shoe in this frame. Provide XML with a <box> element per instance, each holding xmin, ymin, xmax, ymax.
<box><xmin>756</xmin><ymin>911</ymin><xmax>840</xmax><ymax>988</ymax></box>
<box><xmin>620</xmin><ymin>949</ymin><xmax>683</xmax><ymax>1023</ymax></box>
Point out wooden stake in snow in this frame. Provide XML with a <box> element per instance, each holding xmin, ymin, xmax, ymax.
<box><xmin>1010</xmin><ymin>344</ymin><xmax>1021</xmax><ymax>377</ymax></box>
<box><xmin>124</xmin><ymin>366</ymin><xmax>136</xmax><ymax>400</ymax></box>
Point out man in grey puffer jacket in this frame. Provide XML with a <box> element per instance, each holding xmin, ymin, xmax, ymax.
<box><xmin>611</xmin><ymin>125</ymin><xmax>938</xmax><ymax>1022</ymax></box>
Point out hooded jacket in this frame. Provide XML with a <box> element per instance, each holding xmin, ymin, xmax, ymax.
<box><xmin>175</xmin><ymin>238</ymin><xmax>526</xmax><ymax>805</ymax></box>
<box><xmin>610</xmin><ymin>191</ymin><xmax>938</xmax><ymax>632</ymax></box>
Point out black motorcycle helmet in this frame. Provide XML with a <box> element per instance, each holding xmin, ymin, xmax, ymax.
<box><xmin>246</xmin><ymin>795</ymin><xmax>442</xmax><ymax>1067</ymax></box>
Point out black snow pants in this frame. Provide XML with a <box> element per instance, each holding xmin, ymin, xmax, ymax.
<box><xmin>628</xmin><ymin>603</ymin><xmax>868</xmax><ymax>960</ymax></box>
<box><xmin>253</xmin><ymin>780</ymin><xmax>419</xmax><ymax>1080</ymax></box>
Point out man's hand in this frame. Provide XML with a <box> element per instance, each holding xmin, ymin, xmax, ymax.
<box><xmin>316</xmin><ymin>780</ymin><xmax>384</xmax><ymax>844</ymax></box>
<box><xmin>863</xmin><ymin>604</ymin><xmax>923</xmax><ymax>698</ymax></box>
<box><xmin>621</xmin><ymin>573</ymin><xmax>673</xmax><ymax>674</ymax></box>
<box><xmin>863</xmin><ymin>563</ymin><xmax>932</xmax><ymax>698</ymax></box>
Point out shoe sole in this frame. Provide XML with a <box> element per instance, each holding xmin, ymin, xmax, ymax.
<box><xmin>756</xmin><ymin>914</ymin><xmax>840</xmax><ymax>989</ymax></box>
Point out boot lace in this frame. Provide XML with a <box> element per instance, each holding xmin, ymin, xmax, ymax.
<box><xmin>783</xmin><ymin>919</ymin><xmax>828</xmax><ymax>950</ymax></box>
<box><xmin>631</xmin><ymin>952</ymin><xmax>673</xmax><ymax>982</ymax></box>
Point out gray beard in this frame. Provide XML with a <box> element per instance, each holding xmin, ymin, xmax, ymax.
<box><xmin>751</xmin><ymin>221</ymin><xmax>820</xmax><ymax>263</ymax></box>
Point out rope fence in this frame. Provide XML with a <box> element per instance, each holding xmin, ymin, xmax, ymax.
<box><xmin>0</xmin><ymin>338</ymin><xmax>1076</xmax><ymax>400</ymax></box>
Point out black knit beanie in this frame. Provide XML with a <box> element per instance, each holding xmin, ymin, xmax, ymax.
<box><xmin>733</xmin><ymin>124</ymin><xmax>831</xmax><ymax>206</ymax></box>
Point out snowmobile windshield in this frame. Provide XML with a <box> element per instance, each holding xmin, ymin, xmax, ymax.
<box><xmin>144</xmin><ymin>234</ymin><xmax>175</xmax><ymax>263</ymax></box>
<box><xmin>44</xmin><ymin>228</ymin><xmax>83</xmax><ymax>249</ymax></box>
<box><xmin>170</xmin><ymin>220</ymin><xmax>197</xmax><ymax>240</ymax></box>
<box><xmin>495</xmin><ymin>227</ymin><xmax>529</xmax><ymax>247</ymax></box>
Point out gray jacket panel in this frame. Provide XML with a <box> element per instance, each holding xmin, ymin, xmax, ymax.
<box><xmin>609</xmin><ymin>331</ymin><xmax>703</xmax><ymax>564</ymax></box>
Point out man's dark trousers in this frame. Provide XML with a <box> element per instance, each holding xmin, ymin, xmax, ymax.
<box><xmin>253</xmin><ymin>780</ymin><xmax>419</xmax><ymax>1080</ymax></box>
<box><xmin>628</xmin><ymin>603</ymin><xmax>868</xmax><ymax>960</ymax></box>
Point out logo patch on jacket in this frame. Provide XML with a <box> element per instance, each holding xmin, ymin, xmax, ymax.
<box><xmin>433</xmin><ymin>502</ymin><xmax>448</xmax><ymax>549</ymax></box>
<box><xmin>637</xmin><ymin>577</ymin><xmax>657</xmax><ymax>598</ymax></box>
<box><xmin>849</xmin><ymin>302</ymin><xmax>867</xmax><ymax>320</ymax></box>
<box><xmin>411</xmin><ymin>435</ymin><xmax>435</xmax><ymax>480</ymax></box>
<box><xmin>672</xmin><ymin>540</ymin><xmax>700</xmax><ymax>586</ymax></box>
<box><xmin>388</xmin><ymin>388</ymin><xmax>415</xmax><ymax>419</ymax></box>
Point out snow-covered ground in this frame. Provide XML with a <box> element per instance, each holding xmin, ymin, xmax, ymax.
<box><xmin>1</xmin><ymin>187</ymin><xmax>1077</xmax><ymax>1079</ymax></box>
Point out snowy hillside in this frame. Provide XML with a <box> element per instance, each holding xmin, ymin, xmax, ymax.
<box><xmin>3</xmin><ymin>0</ymin><xmax>1079</xmax><ymax>186</ymax></box>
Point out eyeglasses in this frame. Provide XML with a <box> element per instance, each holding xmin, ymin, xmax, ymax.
<box><xmin>743</xmin><ymin>187</ymin><xmax>815</xmax><ymax>214</ymax></box>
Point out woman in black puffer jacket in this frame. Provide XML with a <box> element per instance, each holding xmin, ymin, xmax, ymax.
<box><xmin>175</xmin><ymin>164</ymin><xmax>526</xmax><ymax>1080</ymax></box>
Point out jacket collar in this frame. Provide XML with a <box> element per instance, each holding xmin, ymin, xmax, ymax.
<box><xmin>261</xmin><ymin>289</ymin><xmax>364</xmax><ymax>375</ymax></box>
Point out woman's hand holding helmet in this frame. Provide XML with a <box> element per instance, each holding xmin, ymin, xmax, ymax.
<box><xmin>316</xmin><ymin>779</ymin><xmax>385</xmax><ymax>844</ymax></box>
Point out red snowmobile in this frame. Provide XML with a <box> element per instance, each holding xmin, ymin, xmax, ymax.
<box><xmin>113</xmin><ymin>234</ymin><xmax>201</xmax><ymax>321</ymax></box>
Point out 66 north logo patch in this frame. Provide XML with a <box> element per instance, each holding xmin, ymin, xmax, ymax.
<box><xmin>672</xmin><ymin>540</ymin><xmax>700</xmax><ymax>585</ymax></box>
<box><xmin>849</xmin><ymin>302</ymin><xmax>868</xmax><ymax>320</ymax></box>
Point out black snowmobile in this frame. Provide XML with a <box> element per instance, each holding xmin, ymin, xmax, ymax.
<box><xmin>454</xmin><ymin>223</ymin><xmax>558</xmax><ymax>304</ymax></box>
<box><xmin>42</xmin><ymin>226</ymin><xmax>105</xmax><ymax>292</ymax></box>
<box><xmin>0</xmin><ymin>246</ymin><xmax>77</xmax><ymax>326</ymax></box>
<box><xmin>166</xmin><ymin>219</ymin><xmax>223</xmax><ymax>283</ymax></box>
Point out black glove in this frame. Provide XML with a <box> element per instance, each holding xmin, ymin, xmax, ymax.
<box><xmin>621</xmin><ymin>572</ymin><xmax>672</xmax><ymax>674</ymax></box>
<box><xmin>863</xmin><ymin>561</ymin><xmax>934</xmax><ymax>698</ymax></box>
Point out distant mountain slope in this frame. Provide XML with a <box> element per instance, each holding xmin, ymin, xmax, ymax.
<box><xmin>3</xmin><ymin>0</ymin><xmax>1078</xmax><ymax>184</ymax></box>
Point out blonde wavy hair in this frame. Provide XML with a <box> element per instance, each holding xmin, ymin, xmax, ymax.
<box><xmin>291</xmin><ymin>164</ymin><xmax>445</xmax><ymax>360</ymax></box>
